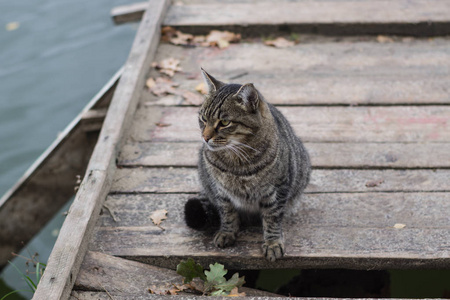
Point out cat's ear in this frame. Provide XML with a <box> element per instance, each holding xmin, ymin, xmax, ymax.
<box><xmin>234</xmin><ymin>83</ymin><xmax>259</xmax><ymax>112</ymax></box>
<box><xmin>201</xmin><ymin>68</ymin><xmax>225</xmax><ymax>94</ymax></box>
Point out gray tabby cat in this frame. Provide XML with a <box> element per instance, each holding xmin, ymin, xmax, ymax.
<box><xmin>184</xmin><ymin>69</ymin><xmax>311</xmax><ymax>261</ymax></box>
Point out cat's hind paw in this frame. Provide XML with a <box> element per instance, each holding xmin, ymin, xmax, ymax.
<box><xmin>262</xmin><ymin>240</ymin><xmax>285</xmax><ymax>262</ymax></box>
<box><xmin>214</xmin><ymin>231</ymin><xmax>236</xmax><ymax>248</ymax></box>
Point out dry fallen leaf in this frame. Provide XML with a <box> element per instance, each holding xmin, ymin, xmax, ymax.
<box><xmin>365</xmin><ymin>179</ymin><xmax>385</xmax><ymax>188</ymax></box>
<box><xmin>147</xmin><ymin>76</ymin><xmax>204</xmax><ymax>106</ymax></box>
<box><xmin>147</xmin><ymin>77</ymin><xmax>179</xmax><ymax>96</ymax></box>
<box><xmin>152</xmin><ymin>57</ymin><xmax>182</xmax><ymax>77</ymax></box>
<box><xmin>393</xmin><ymin>223</ymin><xmax>406</xmax><ymax>229</ymax></box>
<box><xmin>145</xmin><ymin>77</ymin><xmax>156</xmax><ymax>89</ymax></box>
<box><xmin>150</xmin><ymin>209</ymin><xmax>168</xmax><ymax>229</ymax></box>
<box><xmin>168</xmin><ymin>287</ymin><xmax>180</xmax><ymax>295</ymax></box>
<box><xmin>6</xmin><ymin>22</ymin><xmax>20</xmax><ymax>31</ymax></box>
<box><xmin>206</xmin><ymin>30</ymin><xmax>241</xmax><ymax>49</ymax></box>
<box><xmin>377</xmin><ymin>35</ymin><xmax>394</xmax><ymax>43</ymax></box>
<box><xmin>195</xmin><ymin>82</ymin><xmax>208</xmax><ymax>95</ymax></box>
<box><xmin>161</xmin><ymin>26</ymin><xmax>177</xmax><ymax>41</ymax></box>
<box><xmin>149</xmin><ymin>283</ymin><xmax>198</xmax><ymax>296</ymax></box>
<box><xmin>170</xmin><ymin>31</ymin><xmax>194</xmax><ymax>46</ymax></box>
<box><xmin>264</xmin><ymin>37</ymin><xmax>295</xmax><ymax>48</ymax></box>
<box><xmin>149</xmin><ymin>285</ymin><xmax>171</xmax><ymax>295</ymax></box>
<box><xmin>193</xmin><ymin>35</ymin><xmax>206</xmax><ymax>44</ymax></box>
<box><xmin>161</xmin><ymin>26</ymin><xmax>195</xmax><ymax>46</ymax></box>
<box><xmin>227</xmin><ymin>287</ymin><xmax>246</xmax><ymax>297</ymax></box>
<box><xmin>162</xmin><ymin>27</ymin><xmax>241</xmax><ymax>49</ymax></box>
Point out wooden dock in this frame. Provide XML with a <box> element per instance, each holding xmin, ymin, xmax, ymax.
<box><xmin>33</xmin><ymin>0</ymin><xmax>450</xmax><ymax>299</ymax></box>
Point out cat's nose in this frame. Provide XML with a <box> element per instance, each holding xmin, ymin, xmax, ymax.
<box><xmin>203</xmin><ymin>135</ymin><xmax>212</xmax><ymax>142</ymax></box>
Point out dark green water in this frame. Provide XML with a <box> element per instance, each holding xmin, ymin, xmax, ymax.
<box><xmin>0</xmin><ymin>0</ymin><xmax>136</xmax><ymax>297</ymax></box>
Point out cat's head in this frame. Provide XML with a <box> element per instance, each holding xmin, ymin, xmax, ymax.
<box><xmin>198</xmin><ymin>69</ymin><xmax>264</xmax><ymax>151</ymax></box>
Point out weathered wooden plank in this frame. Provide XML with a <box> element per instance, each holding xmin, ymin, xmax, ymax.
<box><xmin>164</xmin><ymin>0</ymin><xmax>450</xmax><ymax>36</ymax></box>
<box><xmin>75</xmin><ymin>251</ymin><xmax>279</xmax><ymax>297</ymax></box>
<box><xmin>142</xmin><ymin>41</ymin><xmax>450</xmax><ymax>105</ymax></box>
<box><xmin>0</xmin><ymin>67</ymin><xmax>121</xmax><ymax>270</ymax></box>
<box><xmin>111</xmin><ymin>2</ymin><xmax>147</xmax><ymax>24</ymax></box>
<box><xmin>113</xmin><ymin>0</ymin><xmax>450</xmax><ymax>35</ymax></box>
<box><xmin>98</xmin><ymin>193</ymin><xmax>450</xmax><ymax>229</ymax></box>
<box><xmin>119</xmin><ymin>142</ymin><xmax>450</xmax><ymax>169</ymax></box>
<box><xmin>90</xmin><ymin>193</ymin><xmax>450</xmax><ymax>270</ymax></box>
<box><xmin>165</xmin><ymin>0</ymin><xmax>450</xmax><ymax>25</ymax></box>
<box><xmin>69</xmin><ymin>292</ymin><xmax>300</xmax><ymax>300</ymax></box>
<box><xmin>32</xmin><ymin>1</ymin><xmax>171</xmax><ymax>299</ymax></box>
<box><xmin>71</xmin><ymin>291</ymin><xmax>404</xmax><ymax>300</ymax></box>
<box><xmin>164</xmin><ymin>0</ymin><xmax>450</xmax><ymax>26</ymax></box>
<box><xmin>128</xmin><ymin>106</ymin><xmax>450</xmax><ymax>143</ymax></box>
<box><xmin>111</xmin><ymin>168</ymin><xmax>450</xmax><ymax>194</ymax></box>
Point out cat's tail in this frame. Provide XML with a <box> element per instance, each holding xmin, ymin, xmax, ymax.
<box><xmin>184</xmin><ymin>196</ymin><xmax>220</xmax><ymax>230</ymax></box>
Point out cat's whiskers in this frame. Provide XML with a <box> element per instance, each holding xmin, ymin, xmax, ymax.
<box><xmin>225</xmin><ymin>144</ymin><xmax>247</xmax><ymax>163</ymax></box>
<box><xmin>225</xmin><ymin>144</ymin><xmax>250</xmax><ymax>163</ymax></box>
<box><xmin>231</xmin><ymin>141</ymin><xmax>260</xmax><ymax>153</ymax></box>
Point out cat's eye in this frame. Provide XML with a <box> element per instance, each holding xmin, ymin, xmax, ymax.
<box><xmin>220</xmin><ymin>120</ymin><xmax>231</xmax><ymax>127</ymax></box>
<box><xmin>200</xmin><ymin>115</ymin><xmax>207</xmax><ymax>123</ymax></box>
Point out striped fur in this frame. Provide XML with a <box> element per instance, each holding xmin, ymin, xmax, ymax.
<box><xmin>185</xmin><ymin>69</ymin><xmax>311</xmax><ymax>262</ymax></box>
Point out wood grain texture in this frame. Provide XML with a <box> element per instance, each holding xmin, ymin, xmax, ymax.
<box><xmin>89</xmin><ymin>193</ymin><xmax>450</xmax><ymax>270</ymax></box>
<box><xmin>75</xmin><ymin>251</ymin><xmax>279</xmax><ymax>297</ymax></box>
<box><xmin>111</xmin><ymin>167</ymin><xmax>450</xmax><ymax>194</ymax></box>
<box><xmin>162</xmin><ymin>0</ymin><xmax>450</xmax><ymax>36</ymax></box>
<box><xmin>70</xmin><ymin>291</ymin><xmax>405</xmax><ymax>300</ymax></box>
<box><xmin>119</xmin><ymin>142</ymin><xmax>450</xmax><ymax>169</ymax></box>
<box><xmin>98</xmin><ymin>193</ymin><xmax>450</xmax><ymax>229</ymax></box>
<box><xmin>112</xmin><ymin>0</ymin><xmax>450</xmax><ymax>35</ymax></box>
<box><xmin>69</xmin><ymin>291</ymin><xmax>320</xmax><ymax>300</ymax></box>
<box><xmin>143</xmin><ymin>41</ymin><xmax>450</xmax><ymax>105</ymax></box>
<box><xmin>128</xmin><ymin>106</ymin><xmax>450</xmax><ymax>143</ymax></box>
<box><xmin>32</xmin><ymin>1</ymin><xmax>171</xmax><ymax>299</ymax></box>
<box><xmin>165</xmin><ymin>0</ymin><xmax>450</xmax><ymax>26</ymax></box>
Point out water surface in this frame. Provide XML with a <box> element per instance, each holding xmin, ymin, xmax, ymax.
<box><xmin>0</xmin><ymin>0</ymin><xmax>137</xmax><ymax>297</ymax></box>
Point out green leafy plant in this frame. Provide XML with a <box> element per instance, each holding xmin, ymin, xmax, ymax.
<box><xmin>1</xmin><ymin>252</ymin><xmax>46</xmax><ymax>300</ymax></box>
<box><xmin>176</xmin><ymin>258</ymin><xmax>245</xmax><ymax>296</ymax></box>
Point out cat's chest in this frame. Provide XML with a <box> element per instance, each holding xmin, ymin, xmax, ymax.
<box><xmin>213</xmin><ymin>171</ymin><xmax>270</xmax><ymax>209</ymax></box>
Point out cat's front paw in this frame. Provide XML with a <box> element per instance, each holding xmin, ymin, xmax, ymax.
<box><xmin>214</xmin><ymin>231</ymin><xmax>236</xmax><ymax>248</ymax></box>
<box><xmin>262</xmin><ymin>240</ymin><xmax>285</xmax><ymax>262</ymax></box>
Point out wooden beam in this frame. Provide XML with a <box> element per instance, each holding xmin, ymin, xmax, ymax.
<box><xmin>111</xmin><ymin>2</ymin><xmax>147</xmax><ymax>25</ymax></box>
<box><xmin>0</xmin><ymin>67</ymin><xmax>121</xmax><ymax>270</ymax></box>
<box><xmin>32</xmin><ymin>1</ymin><xmax>170</xmax><ymax>299</ymax></box>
